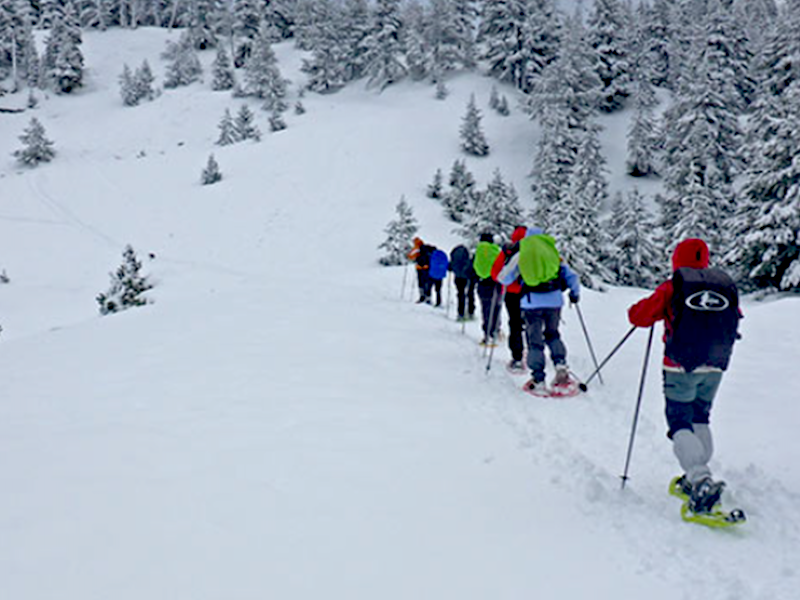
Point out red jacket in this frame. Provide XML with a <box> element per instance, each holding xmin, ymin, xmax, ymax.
<box><xmin>628</xmin><ymin>238</ymin><xmax>711</xmax><ymax>369</ymax></box>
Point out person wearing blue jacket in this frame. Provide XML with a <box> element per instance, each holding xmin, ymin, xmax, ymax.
<box><xmin>498</xmin><ymin>228</ymin><xmax>580</xmax><ymax>393</ymax></box>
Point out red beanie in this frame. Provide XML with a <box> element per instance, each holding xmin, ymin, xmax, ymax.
<box><xmin>672</xmin><ymin>238</ymin><xmax>709</xmax><ymax>271</ymax></box>
<box><xmin>511</xmin><ymin>226</ymin><xmax>527</xmax><ymax>243</ymax></box>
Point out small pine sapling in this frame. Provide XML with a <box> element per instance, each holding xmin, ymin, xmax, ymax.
<box><xmin>97</xmin><ymin>245</ymin><xmax>153</xmax><ymax>315</ymax></box>
<box><xmin>294</xmin><ymin>100</ymin><xmax>306</xmax><ymax>115</ymax></box>
<box><xmin>119</xmin><ymin>64</ymin><xmax>139</xmax><ymax>106</ymax></box>
<box><xmin>426</xmin><ymin>168</ymin><xmax>444</xmax><ymax>200</ymax></box>
<box><xmin>134</xmin><ymin>61</ymin><xmax>155</xmax><ymax>101</ymax></box>
<box><xmin>496</xmin><ymin>95</ymin><xmax>510</xmax><ymax>116</ymax></box>
<box><xmin>460</xmin><ymin>94</ymin><xmax>489</xmax><ymax>156</ymax></box>
<box><xmin>0</xmin><ymin>269</ymin><xmax>9</xmax><ymax>283</ymax></box>
<box><xmin>234</xmin><ymin>105</ymin><xmax>261</xmax><ymax>141</ymax></box>
<box><xmin>435</xmin><ymin>80</ymin><xmax>448</xmax><ymax>100</ymax></box>
<box><xmin>13</xmin><ymin>117</ymin><xmax>55</xmax><ymax>166</ymax></box>
<box><xmin>211</xmin><ymin>46</ymin><xmax>235</xmax><ymax>91</ymax></box>
<box><xmin>217</xmin><ymin>108</ymin><xmax>239</xmax><ymax>145</ymax></box>
<box><xmin>201</xmin><ymin>154</ymin><xmax>223</xmax><ymax>185</ymax></box>
<box><xmin>269</xmin><ymin>111</ymin><xmax>287</xmax><ymax>132</ymax></box>
<box><xmin>489</xmin><ymin>86</ymin><xmax>500</xmax><ymax>110</ymax></box>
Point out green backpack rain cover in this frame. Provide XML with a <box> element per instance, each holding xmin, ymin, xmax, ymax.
<box><xmin>473</xmin><ymin>241</ymin><xmax>501</xmax><ymax>280</ymax></box>
<box><xmin>518</xmin><ymin>234</ymin><xmax>561</xmax><ymax>287</ymax></box>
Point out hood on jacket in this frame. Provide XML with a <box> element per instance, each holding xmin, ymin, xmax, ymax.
<box><xmin>672</xmin><ymin>238</ymin><xmax>709</xmax><ymax>271</ymax></box>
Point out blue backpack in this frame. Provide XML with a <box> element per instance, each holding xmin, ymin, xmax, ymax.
<box><xmin>429</xmin><ymin>249</ymin><xmax>449</xmax><ymax>280</ymax></box>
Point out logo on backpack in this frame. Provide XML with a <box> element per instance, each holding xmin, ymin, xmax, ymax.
<box><xmin>685</xmin><ymin>291</ymin><xmax>729</xmax><ymax>311</ymax></box>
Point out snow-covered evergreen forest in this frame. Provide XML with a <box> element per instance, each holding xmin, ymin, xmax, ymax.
<box><xmin>1</xmin><ymin>0</ymin><xmax>798</xmax><ymax>292</ymax></box>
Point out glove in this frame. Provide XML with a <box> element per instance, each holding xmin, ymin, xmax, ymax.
<box><xmin>569</xmin><ymin>293</ymin><xmax>579</xmax><ymax>305</ymax></box>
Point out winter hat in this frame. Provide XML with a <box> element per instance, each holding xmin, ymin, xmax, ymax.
<box><xmin>526</xmin><ymin>226</ymin><xmax>544</xmax><ymax>236</ymax></box>
<box><xmin>412</xmin><ymin>237</ymin><xmax>423</xmax><ymax>247</ymax></box>
<box><xmin>479</xmin><ymin>232</ymin><xmax>494</xmax><ymax>243</ymax></box>
<box><xmin>672</xmin><ymin>238</ymin><xmax>709</xmax><ymax>271</ymax></box>
<box><xmin>511</xmin><ymin>226</ymin><xmax>527</xmax><ymax>243</ymax></box>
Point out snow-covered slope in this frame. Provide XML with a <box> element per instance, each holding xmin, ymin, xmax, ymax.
<box><xmin>1</xmin><ymin>29</ymin><xmax>799</xmax><ymax>600</ymax></box>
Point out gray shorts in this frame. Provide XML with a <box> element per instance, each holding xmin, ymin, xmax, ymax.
<box><xmin>663</xmin><ymin>370</ymin><xmax>723</xmax><ymax>437</ymax></box>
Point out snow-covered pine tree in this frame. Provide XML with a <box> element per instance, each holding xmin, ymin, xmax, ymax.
<box><xmin>637</xmin><ymin>0</ymin><xmax>674</xmax><ymax>88</ymax></box>
<box><xmin>294</xmin><ymin>100</ymin><xmax>306</xmax><ymax>114</ymax></box>
<box><xmin>269</xmin><ymin>110</ymin><xmax>287</xmax><ymax>132</ymax></box>
<box><xmin>435</xmin><ymin>80</ymin><xmax>448</xmax><ymax>99</ymax></box>
<box><xmin>607</xmin><ymin>188</ymin><xmax>662</xmax><ymax>288</ymax></box>
<box><xmin>552</xmin><ymin>125</ymin><xmax>614</xmax><ymax>289</ymax></box>
<box><xmin>528</xmin><ymin>104</ymin><xmax>579</xmax><ymax>233</ymax></box>
<box><xmin>300</xmin><ymin>0</ymin><xmax>349</xmax><ymax>94</ymax></box>
<box><xmin>525</xmin><ymin>12</ymin><xmax>601</xmax><ymax>132</ymax></box>
<box><xmin>660</xmin><ymin>57</ymin><xmax>743</xmax><ymax>252</ymax></box>
<box><xmin>341</xmin><ymin>0</ymin><xmax>372</xmax><ymax>82</ymax></box>
<box><xmin>211</xmin><ymin>45</ymin><xmax>235</xmax><ymax>91</ymax></box>
<box><xmin>216</xmin><ymin>108</ymin><xmax>239</xmax><ymax>145</ymax></box>
<box><xmin>96</xmin><ymin>245</ymin><xmax>153</xmax><ymax>315</ymax></box>
<box><xmin>234</xmin><ymin>104</ymin><xmax>261</xmax><ymax>141</ymax></box>
<box><xmin>626</xmin><ymin>68</ymin><xmax>659</xmax><ymax>176</ymax></box>
<box><xmin>119</xmin><ymin>64</ymin><xmax>139</xmax><ymax>106</ymax></box>
<box><xmin>201</xmin><ymin>154</ymin><xmax>223</xmax><ymax>185</ymax></box>
<box><xmin>442</xmin><ymin>158</ymin><xmax>477</xmax><ymax>222</ymax></box>
<box><xmin>724</xmin><ymin>2</ymin><xmax>800</xmax><ymax>292</ymax></box>
<box><xmin>426</xmin><ymin>168</ymin><xmax>444</xmax><ymax>200</ymax></box>
<box><xmin>460</xmin><ymin>93</ymin><xmax>489</xmax><ymax>156</ymax></box>
<box><xmin>519</xmin><ymin>0</ymin><xmax>562</xmax><ymax>93</ymax></box>
<box><xmin>586</xmin><ymin>0</ymin><xmax>631</xmax><ymax>112</ymax></box>
<box><xmin>134</xmin><ymin>60</ymin><xmax>155</xmax><ymax>101</ymax></box>
<box><xmin>243</xmin><ymin>22</ymin><xmax>290</xmax><ymax>111</ymax></box>
<box><xmin>404</xmin><ymin>4</ymin><xmax>430</xmax><ymax>81</ymax></box>
<box><xmin>700</xmin><ymin>0</ymin><xmax>755</xmax><ymax>113</ymax></box>
<box><xmin>456</xmin><ymin>168</ymin><xmax>522</xmax><ymax>247</ymax></box>
<box><xmin>0</xmin><ymin>268</ymin><xmax>9</xmax><ymax>284</ymax></box>
<box><xmin>42</xmin><ymin>9</ymin><xmax>84</xmax><ymax>93</ymax></box>
<box><xmin>422</xmin><ymin>0</ymin><xmax>476</xmax><ymax>81</ymax></box>
<box><xmin>13</xmin><ymin>117</ymin><xmax>55</xmax><ymax>166</ymax></box>
<box><xmin>362</xmin><ymin>0</ymin><xmax>407</xmax><ymax>90</ymax></box>
<box><xmin>478</xmin><ymin>0</ymin><xmax>527</xmax><ymax>90</ymax></box>
<box><xmin>163</xmin><ymin>34</ymin><xmax>203</xmax><ymax>88</ymax></box>
<box><xmin>378</xmin><ymin>195</ymin><xmax>419</xmax><ymax>266</ymax></box>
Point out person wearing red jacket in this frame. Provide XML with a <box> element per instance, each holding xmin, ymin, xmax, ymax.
<box><xmin>628</xmin><ymin>238</ymin><xmax>741</xmax><ymax>515</ymax></box>
<box><xmin>491</xmin><ymin>225</ymin><xmax>528</xmax><ymax>372</ymax></box>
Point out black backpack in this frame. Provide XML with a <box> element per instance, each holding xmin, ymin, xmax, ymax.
<box><xmin>667</xmin><ymin>267</ymin><xmax>740</xmax><ymax>372</ymax></box>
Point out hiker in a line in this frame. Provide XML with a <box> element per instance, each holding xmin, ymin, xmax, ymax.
<box><xmin>628</xmin><ymin>238</ymin><xmax>741</xmax><ymax>515</ymax></box>
<box><xmin>473</xmin><ymin>232</ymin><xmax>502</xmax><ymax>345</ymax></box>
<box><xmin>449</xmin><ymin>244</ymin><xmax>476</xmax><ymax>321</ymax></box>
<box><xmin>498</xmin><ymin>227</ymin><xmax>580</xmax><ymax>392</ymax></box>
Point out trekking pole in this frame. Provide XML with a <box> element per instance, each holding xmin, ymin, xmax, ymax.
<box><xmin>486</xmin><ymin>285</ymin><xmax>506</xmax><ymax>372</ymax></box>
<box><xmin>575</xmin><ymin>304</ymin><xmax>603</xmax><ymax>385</ymax></box>
<box><xmin>401</xmin><ymin>261</ymin><xmax>409</xmax><ymax>300</ymax></box>
<box><xmin>446</xmin><ymin>272</ymin><xmax>453</xmax><ymax>318</ymax></box>
<box><xmin>577</xmin><ymin>325</ymin><xmax>637</xmax><ymax>392</ymax></box>
<box><xmin>620</xmin><ymin>325</ymin><xmax>655</xmax><ymax>490</ymax></box>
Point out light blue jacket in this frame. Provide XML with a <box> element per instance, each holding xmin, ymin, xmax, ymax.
<box><xmin>498</xmin><ymin>232</ymin><xmax>580</xmax><ymax>310</ymax></box>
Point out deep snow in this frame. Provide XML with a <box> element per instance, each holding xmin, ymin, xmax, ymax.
<box><xmin>1</xmin><ymin>28</ymin><xmax>799</xmax><ymax>600</ymax></box>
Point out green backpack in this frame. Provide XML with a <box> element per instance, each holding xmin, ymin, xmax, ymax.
<box><xmin>518</xmin><ymin>234</ymin><xmax>561</xmax><ymax>287</ymax></box>
<box><xmin>473</xmin><ymin>241</ymin><xmax>501</xmax><ymax>280</ymax></box>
